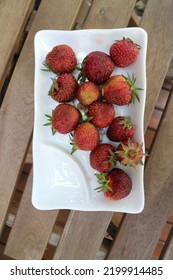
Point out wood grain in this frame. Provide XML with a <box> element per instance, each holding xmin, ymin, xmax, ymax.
<box><xmin>141</xmin><ymin>0</ymin><xmax>173</xmax><ymax>129</ymax></box>
<box><xmin>82</xmin><ymin>0</ymin><xmax>136</xmax><ymax>28</ymax></box>
<box><xmin>4</xmin><ymin>169</ymin><xmax>58</xmax><ymax>259</ymax></box>
<box><xmin>107</xmin><ymin>90</ymin><xmax>173</xmax><ymax>259</ymax></box>
<box><xmin>0</xmin><ymin>0</ymin><xmax>83</xmax><ymax>237</ymax></box>
<box><xmin>53</xmin><ymin>0</ymin><xmax>137</xmax><ymax>260</ymax></box>
<box><xmin>0</xmin><ymin>0</ymin><xmax>35</xmax><ymax>91</ymax></box>
<box><xmin>54</xmin><ymin>211</ymin><xmax>112</xmax><ymax>259</ymax></box>
<box><xmin>162</xmin><ymin>231</ymin><xmax>173</xmax><ymax>259</ymax></box>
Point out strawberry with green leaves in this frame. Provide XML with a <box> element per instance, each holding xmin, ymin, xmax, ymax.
<box><xmin>78</xmin><ymin>51</ymin><xmax>115</xmax><ymax>85</ymax></box>
<box><xmin>102</xmin><ymin>74</ymin><xmax>142</xmax><ymax>105</ymax></box>
<box><xmin>44</xmin><ymin>104</ymin><xmax>81</xmax><ymax>134</ymax></box>
<box><xmin>70</xmin><ymin>122</ymin><xmax>100</xmax><ymax>153</ymax></box>
<box><xmin>95</xmin><ymin>168</ymin><xmax>132</xmax><ymax>200</ymax></box>
<box><xmin>106</xmin><ymin>116</ymin><xmax>135</xmax><ymax>142</ymax></box>
<box><xmin>110</xmin><ymin>37</ymin><xmax>140</xmax><ymax>67</ymax></box>
<box><xmin>90</xmin><ymin>143</ymin><xmax>116</xmax><ymax>173</ymax></box>
<box><xmin>49</xmin><ymin>73</ymin><xmax>78</xmax><ymax>102</ymax></box>
<box><xmin>87</xmin><ymin>101</ymin><xmax>115</xmax><ymax>128</ymax></box>
<box><xmin>43</xmin><ymin>44</ymin><xmax>77</xmax><ymax>74</ymax></box>
<box><xmin>76</xmin><ymin>81</ymin><xmax>100</xmax><ymax>106</ymax></box>
<box><xmin>115</xmin><ymin>139</ymin><xmax>144</xmax><ymax>168</ymax></box>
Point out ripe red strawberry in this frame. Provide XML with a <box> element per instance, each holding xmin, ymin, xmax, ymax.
<box><xmin>78</xmin><ymin>51</ymin><xmax>115</xmax><ymax>85</ymax></box>
<box><xmin>70</xmin><ymin>122</ymin><xmax>100</xmax><ymax>153</ymax></box>
<box><xmin>76</xmin><ymin>81</ymin><xmax>100</xmax><ymax>106</ymax></box>
<box><xmin>115</xmin><ymin>139</ymin><xmax>144</xmax><ymax>167</ymax></box>
<box><xmin>87</xmin><ymin>101</ymin><xmax>115</xmax><ymax>128</ymax></box>
<box><xmin>106</xmin><ymin>116</ymin><xmax>135</xmax><ymax>142</ymax></box>
<box><xmin>102</xmin><ymin>74</ymin><xmax>141</xmax><ymax>105</ymax></box>
<box><xmin>43</xmin><ymin>44</ymin><xmax>77</xmax><ymax>73</ymax></box>
<box><xmin>90</xmin><ymin>143</ymin><xmax>116</xmax><ymax>173</ymax></box>
<box><xmin>95</xmin><ymin>168</ymin><xmax>132</xmax><ymax>200</ymax></box>
<box><xmin>48</xmin><ymin>73</ymin><xmax>78</xmax><ymax>102</ymax></box>
<box><xmin>44</xmin><ymin>104</ymin><xmax>81</xmax><ymax>134</ymax></box>
<box><xmin>110</xmin><ymin>37</ymin><xmax>140</xmax><ymax>67</ymax></box>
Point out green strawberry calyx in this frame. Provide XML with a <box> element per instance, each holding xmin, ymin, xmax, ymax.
<box><xmin>115</xmin><ymin>139</ymin><xmax>145</xmax><ymax>168</ymax></box>
<box><xmin>43</xmin><ymin>113</ymin><xmax>56</xmax><ymax>135</ymax></box>
<box><xmin>94</xmin><ymin>173</ymin><xmax>113</xmax><ymax>193</ymax></box>
<box><xmin>69</xmin><ymin>132</ymin><xmax>78</xmax><ymax>154</ymax></box>
<box><xmin>122</xmin><ymin>73</ymin><xmax>143</xmax><ymax>103</ymax></box>
<box><xmin>48</xmin><ymin>78</ymin><xmax>59</xmax><ymax>96</ymax></box>
<box><xmin>119</xmin><ymin>116</ymin><xmax>135</xmax><ymax>130</ymax></box>
<box><xmin>103</xmin><ymin>149</ymin><xmax>117</xmax><ymax>171</ymax></box>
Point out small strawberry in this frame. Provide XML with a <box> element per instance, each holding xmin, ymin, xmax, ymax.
<box><xmin>102</xmin><ymin>74</ymin><xmax>142</xmax><ymax>105</ymax></box>
<box><xmin>44</xmin><ymin>104</ymin><xmax>81</xmax><ymax>134</ymax></box>
<box><xmin>106</xmin><ymin>116</ymin><xmax>135</xmax><ymax>142</ymax></box>
<box><xmin>115</xmin><ymin>139</ymin><xmax>144</xmax><ymax>167</ymax></box>
<box><xmin>43</xmin><ymin>44</ymin><xmax>77</xmax><ymax>73</ymax></box>
<box><xmin>76</xmin><ymin>81</ymin><xmax>100</xmax><ymax>106</ymax></box>
<box><xmin>70</xmin><ymin>122</ymin><xmax>100</xmax><ymax>153</ymax></box>
<box><xmin>95</xmin><ymin>168</ymin><xmax>132</xmax><ymax>200</ymax></box>
<box><xmin>78</xmin><ymin>51</ymin><xmax>115</xmax><ymax>85</ymax></box>
<box><xmin>87</xmin><ymin>101</ymin><xmax>115</xmax><ymax>128</ymax></box>
<box><xmin>110</xmin><ymin>37</ymin><xmax>140</xmax><ymax>67</ymax></box>
<box><xmin>48</xmin><ymin>73</ymin><xmax>78</xmax><ymax>102</ymax></box>
<box><xmin>90</xmin><ymin>143</ymin><xmax>116</xmax><ymax>173</ymax></box>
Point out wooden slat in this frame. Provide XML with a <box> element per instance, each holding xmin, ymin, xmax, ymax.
<box><xmin>4</xmin><ymin>169</ymin><xmax>58</xmax><ymax>259</ymax></box>
<box><xmin>162</xmin><ymin>231</ymin><xmax>173</xmax><ymax>260</ymax></box>
<box><xmin>0</xmin><ymin>0</ymin><xmax>35</xmax><ymax>91</ymax></box>
<box><xmin>82</xmin><ymin>0</ymin><xmax>136</xmax><ymax>28</ymax></box>
<box><xmin>106</xmin><ymin>0</ymin><xmax>173</xmax><ymax>260</ymax></box>
<box><xmin>0</xmin><ymin>0</ymin><xmax>84</xmax><ymax>240</ymax></box>
<box><xmin>53</xmin><ymin>0</ymin><xmax>137</xmax><ymax>260</ymax></box>
<box><xmin>140</xmin><ymin>0</ymin><xmax>173</xmax><ymax>129</ymax></box>
<box><xmin>54</xmin><ymin>211</ymin><xmax>112</xmax><ymax>260</ymax></box>
<box><xmin>107</xmin><ymin>91</ymin><xmax>173</xmax><ymax>259</ymax></box>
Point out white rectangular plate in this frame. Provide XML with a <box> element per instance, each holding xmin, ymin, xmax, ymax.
<box><xmin>32</xmin><ymin>28</ymin><xmax>147</xmax><ymax>213</ymax></box>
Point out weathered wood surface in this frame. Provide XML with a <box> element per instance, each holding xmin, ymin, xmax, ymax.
<box><xmin>1</xmin><ymin>0</ymin><xmax>173</xmax><ymax>260</ymax></box>
<box><xmin>107</xmin><ymin>0</ymin><xmax>173</xmax><ymax>259</ymax></box>
<box><xmin>0</xmin><ymin>0</ymin><xmax>83</xmax><ymax>248</ymax></box>
<box><xmin>0</xmin><ymin>0</ymin><xmax>35</xmax><ymax>91</ymax></box>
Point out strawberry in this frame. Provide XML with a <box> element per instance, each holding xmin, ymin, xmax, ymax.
<box><xmin>78</xmin><ymin>51</ymin><xmax>115</xmax><ymax>85</ymax></box>
<box><xmin>110</xmin><ymin>37</ymin><xmax>140</xmax><ymax>67</ymax></box>
<box><xmin>70</xmin><ymin>122</ymin><xmax>100</xmax><ymax>153</ymax></box>
<box><xmin>48</xmin><ymin>73</ymin><xmax>78</xmax><ymax>102</ymax></box>
<box><xmin>90</xmin><ymin>143</ymin><xmax>116</xmax><ymax>172</ymax></box>
<box><xmin>76</xmin><ymin>81</ymin><xmax>100</xmax><ymax>106</ymax></box>
<box><xmin>102</xmin><ymin>74</ymin><xmax>141</xmax><ymax>105</ymax></box>
<box><xmin>106</xmin><ymin>116</ymin><xmax>135</xmax><ymax>142</ymax></box>
<box><xmin>95</xmin><ymin>168</ymin><xmax>132</xmax><ymax>200</ymax></box>
<box><xmin>44</xmin><ymin>104</ymin><xmax>81</xmax><ymax>134</ymax></box>
<box><xmin>115</xmin><ymin>139</ymin><xmax>144</xmax><ymax>167</ymax></box>
<box><xmin>87</xmin><ymin>101</ymin><xmax>115</xmax><ymax>128</ymax></box>
<box><xmin>43</xmin><ymin>44</ymin><xmax>77</xmax><ymax>73</ymax></box>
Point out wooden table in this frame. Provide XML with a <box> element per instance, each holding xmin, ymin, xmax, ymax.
<box><xmin>0</xmin><ymin>0</ymin><xmax>173</xmax><ymax>260</ymax></box>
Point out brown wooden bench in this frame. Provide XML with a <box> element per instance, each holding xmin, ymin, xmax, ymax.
<box><xmin>0</xmin><ymin>0</ymin><xmax>173</xmax><ymax>260</ymax></box>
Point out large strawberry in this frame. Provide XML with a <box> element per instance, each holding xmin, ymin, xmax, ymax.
<box><xmin>76</xmin><ymin>81</ymin><xmax>100</xmax><ymax>106</ymax></box>
<box><xmin>87</xmin><ymin>101</ymin><xmax>115</xmax><ymax>128</ymax></box>
<box><xmin>95</xmin><ymin>168</ymin><xmax>132</xmax><ymax>200</ymax></box>
<box><xmin>78</xmin><ymin>51</ymin><xmax>115</xmax><ymax>85</ymax></box>
<box><xmin>102</xmin><ymin>74</ymin><xmax>142</xmax><ymax>105</ymax></box>
<box><xmin>106</xmin><ymin>116</ymin><xmax>135</xmax><ymax>142</ymax></box>
<box><xmin>44</xmin><ymin>104</ymin><xmax>81</xmax><ymax>134</ymax></box>
<box><xmin>48</xmin><ymin>73</ymin><xmax>78</xmax><ymax>102</ymax></box>
<box><xmin>110</xmin><ymin>37</ymin><xmax>140</xmax><ymax>67</ymax></box>
<box><xmin>90</xmin><ymin>143</ymin><xmax>116</xmax><ymax>173</ymax></box>
<box><xmin>70</xmin><ymin>122</ymin><xmax>100</xmax><ymax>153</ymax></box>
<box><xmin>43</xmin><ymin>44</ymin><xmax>77</xmax><ymax>73</ymax></box>
<box><xmin>115</xmin><ymin>139</ymin><xmax>144</xmax><ymax>167</ymax></box>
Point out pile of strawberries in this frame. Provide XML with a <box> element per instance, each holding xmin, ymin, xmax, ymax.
<box><xmin>43</xmin><ymin>38</ymin><xmax>144</xmax><ymax>201</ymax></box>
